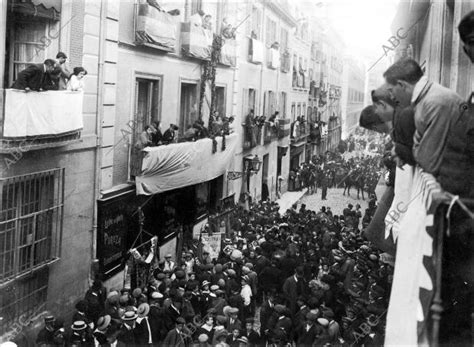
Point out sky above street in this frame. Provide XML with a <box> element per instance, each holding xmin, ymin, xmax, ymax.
<box><xmin>320</xmin><ymin>0</ymin><xmax>400</xmax><ymax>60</ymax></box>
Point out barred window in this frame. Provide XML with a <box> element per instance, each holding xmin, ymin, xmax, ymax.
<box><xmin>0</xmin><ymin>267</ymin><xmax>49</xmax><ymax>336</ymax></box>
<box><xmin>0</xmin><ymin>168</ymin><xmax>64</xmax><ymax>281</ymax></box>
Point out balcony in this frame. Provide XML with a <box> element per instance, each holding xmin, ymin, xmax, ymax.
<box><xmin>135</xmin><ymin>134</ymin><xmax>238</xmax><ymax>195</ymax></box>
<box><xmin>181</xmin><ymin>22</ymin><xmax>213</xmax><ymax>60</ymax></box>
<box><xmin>278</xmin><ymin>118</ymin><xmax>291</xmax><ymax>139</ymax></box>
<box><xmin>135</xmin><ymin>0</ymin><xmax>178</xmax><ymax>52</ymax></box>
<box><xmin>219</xmin><ymin>38</ymin><xmax>237</xmax><ymax>67</ymax></box>
<box><xmin>242</xmin><ymin>124</ymin><xmax>262</xmax><ymax>149</ymax></box>
<box><xmin>1</xmin><ymin>90</ymin><xmax>83</xmax><ymax>152</ymax></box>
<box><xmin>263</xmin><ymin>122</ymin><xmax>278</xmax><ymax>144</ymax></box>
<box><xmin>290</xmin><ymin>121</ymin><xmax>309</xmax><ymax>144</ymax></box>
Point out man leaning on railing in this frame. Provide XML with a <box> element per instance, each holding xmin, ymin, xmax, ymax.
<box><xmin>11</xmin><ymin>59</ymin><xmax>56</xmax><ymax>92</ymax></box>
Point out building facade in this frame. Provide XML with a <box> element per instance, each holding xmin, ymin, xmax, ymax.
<box><xmin>0</xmin><ymin>0</ymin><xmax>299</xmax><ymax>342</ymax></box>
<box><xmin>0</xmin><ymin>0</ymin><xmax>103</xmax><ymax>343</ymax></box>
<box><xmin>341</xmin><ymin>56</ymin><xmax>366</xmax><ymax>138</ymax></box>
<box><xmin>391</xmin><ymin>0</ymin><xmax>473</xmax><ymax>99</ymax></box>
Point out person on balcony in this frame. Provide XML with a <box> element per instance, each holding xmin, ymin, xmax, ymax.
<box><xmin>190</xmin><ymin>10</ymin><xmax>205</xmax><ymax>27</ymax></box>
<box><xmin>11</xmin><ymin>58</ymin><xmax>56</xmax><ymax>92</ymax></box>
<box><xmin>56</xmin><ymin>52</ymin><xmax>71</xmax><ymax>90</ymax></box>
<box><xmin>383</xmin><ymin>58</ymin><xmax>464</xmax><ymax>176</ymax></box>
<box><xmin>202</xmin><ymin>14</ymin><xmax>213</xmax><ymax>31</ymax></box>
<box><xmin>163</xmin><ymin>124</ymin><xmax>179</xmax><ymax>144</ymax></box>
<box><xmin>151</xmin><ymin>121</ymin><xmax>163</xmax><ymax>146</ymax></box>
<box><xmin>67</xmin><ymin>67</ymin><xmax>87</xmax><ymax>91</ymax></box>
<box><xmin>131</xmin><ymin>124</ymin><xmax>157</xmax><ymax>177</ymax></box>
<box><xmin>245</xmin><ymin>109</ymin><xmax>257</xmax><ymax>146</ymax></box>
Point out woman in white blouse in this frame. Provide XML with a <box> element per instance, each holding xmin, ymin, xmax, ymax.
<box><xmin>67</xmin><ymin>67</ymin><xmax>87</xmax><ymax>91</ymax></box>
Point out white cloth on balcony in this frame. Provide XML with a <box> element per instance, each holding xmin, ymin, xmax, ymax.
<box><xmin>250</xmin><ymin>39</ymin><xmax>264</xmax><ymax>64</ymax></box>
<box><xmin>135</xmin><ymin>133</ymin><xmax>237</xmax><ymax>195</ymax></box>
<box><xmin>3</xmin><ymin>89</ymin><xmax>84</xmax><ymax>138</ymax></box>
<box><xmin>384</xmin><ymin>166</ymin><xmax>446</xmax><ymax>346</ymax></box>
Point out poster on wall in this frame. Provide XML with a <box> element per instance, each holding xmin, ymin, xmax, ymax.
<box><xmin>97</xmin><ymin>190</ymin><xmax>137</xmax><ymax>279</ymax></box>
<box><xmin>201</xmin><ymin>233</ymin><xmax>222</xmax><ymax>260</ymax></box>
<box><xmin>159</xmin><ymin>237</ymin><xmax>177</xmax><ymax>261</ymax></box>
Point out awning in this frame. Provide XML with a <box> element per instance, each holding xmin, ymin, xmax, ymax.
<box><xmin>12</xmin><ymin>0</ymin><xmax>61</xmax><ymax>20</ymax></box>
<box><xmin>135</xmin><ymin>133</ymin><xmax>238</xmax><ymax>195</ymax></box>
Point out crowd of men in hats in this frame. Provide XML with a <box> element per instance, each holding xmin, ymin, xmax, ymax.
<box><xmin>289</xmin><ymin>148</ymin><xmax>383</xmax><ymax>202</ymax></box>
<box><xmin>32</xmin><ymin>171</ymin><xmax>392</xmax><ymax>346</ymax></box>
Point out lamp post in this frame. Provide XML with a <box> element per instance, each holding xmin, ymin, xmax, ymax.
<box><xmin>227</xmin><ymin>154</ymin><xmax>262</xmax><ymax>181</ymax></box>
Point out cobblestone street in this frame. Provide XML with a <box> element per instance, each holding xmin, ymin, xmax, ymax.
<box><xmin>298</xmin><ymin>187</ymin><xmax>369</xmax><ymax>216</ymax></box>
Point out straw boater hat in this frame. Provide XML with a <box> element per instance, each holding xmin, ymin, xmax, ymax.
<box><xmin>71</xmin><ymin>321</ymin><xmax>87</xmax><ymax>331</ymax></box>
<box><xmin>96</xmin><ymin>315</ymin><xmax>111</xmax><ymax>331</ymax></box>
<box><xmin>122</xmin><ymin>310</ymin><xmax>138</xmax><ymax>321</ymax></box>
<box><xmin>137</xmin><ymin>303</ymin><xmax>150</xmax><ymax>318</ymax></box>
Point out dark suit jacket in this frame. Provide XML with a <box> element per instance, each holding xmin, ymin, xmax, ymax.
<box><xmin>162</xmin><ymin>328</ymin><xmax>189</xmax><ymax>347</ymax></box>
<box><xmin>259</xmin><ymin>300</ymin><xmax>274</xmax><ymax>333</ymax></box>
<box><xmin>296</xmin><ymin>323</ymin><xmax>322</xmax><ymax>346</ymax></box>
<box><xmin>11</xmin><ymin>64</ymin><xmax>46</xmax><ymax>91</ymax></box>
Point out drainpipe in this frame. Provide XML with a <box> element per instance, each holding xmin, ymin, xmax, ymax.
<box><xmin>91</xmin><ymin>0</ymin><xmax>107</xmax><ymax>280</ymax></box>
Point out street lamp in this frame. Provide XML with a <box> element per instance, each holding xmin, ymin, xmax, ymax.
<box><xmin>227</xmin><ymin>155</ymin><xmax>262</xmax><ymax>180</ymax></box>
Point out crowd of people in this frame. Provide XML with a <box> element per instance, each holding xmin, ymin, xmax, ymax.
<box><xmin>31</xmin><ymin>191</ymin><xmax>393</xmax><ymax>347</ymax></box>
<box><xmin>11</xmin><ymin>52</ymin><xmax>87</xmax><ymax>92</ymax></box>
<box><xmin>288</xmin><ymin>151</ymin><xmax>383</xmax><ymax>202</ymax></box>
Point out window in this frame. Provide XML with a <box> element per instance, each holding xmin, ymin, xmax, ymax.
<box><xmin>307</xmin><ymin>106</ymin><xmax>313</xmax><ymax>122</ymax></box>
<box><xmin>249</xmin><ymin>6</ymin><xmax>262</xmax><ymax>39</ymax></box>
<box><xmin>297</xmin><ymin>104</ymin><xmax>301</xmax><ymax>117</ymax></box>
<box><xmin>133</xmin><ymin>77</ymin><xmax>161</xmax><ymax>142</ymax></box>
<box><xmin>130</xmin><ymin>77</ymin><xmax>161</xmax><ymax>178</ymax></box>
<box><xmin>242</xmin><ymin>88</ymin><xmax>256</xmax><ymax>117</ymax></box>
<box><xmin>215</xmin><ymin>86</ymin><xmax>226</xmax><ymax>117</ymax></box>
<box><xmin>0</xmin><ymin>168</ymin><xmax>64</xmax><ymax>282</ymax></box>
<box><xmin>1</xmin><ymin>267</ymin><xmax>49</xmax><ymax>334</ymax></box>
<box><xmin>291</xmin><ymin>103</ymin><xmax>295</xmax><ymax>121</ymax></box>
<box><xmin>179</xmin><ymin>82</ymin><xmax>198</xmax><ymax>135</ymax></box>
<box><xmin>191</xmin><ymin>0</ymin><xmax>203</xmax><ymax>15</ymax></box>
<box><xmin>263</xmin><ymin>91</ymin><xmax>276</xmax><ymax>118</ymax></box>
<box><xmin>6</xmin><ymin>15</ymin><xmax>60</xmax><ymax>86</ymax></box>
<box><xmin>280</xmin><ymin>28</ymin><xmax>288</xmax><ymax>52</ymax></box>
<box><xmin>265</xmin><ymin>17</ymin><xmax>277</xmax><ymax>46</ymax></box>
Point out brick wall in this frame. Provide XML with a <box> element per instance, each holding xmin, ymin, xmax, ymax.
<box><xmin>70</xmin><ymin>0</ymin><xmax>85</xmax><ymax>68</ymax></box>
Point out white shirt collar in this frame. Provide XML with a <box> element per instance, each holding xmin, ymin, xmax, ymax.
<box><xmin>294</xmin><ymin>275</ymin><xmax>298</xmax><ymax>282</ymax></box>
<box><xmin>411</xmin><ymin>75</ymin><xmax>429</xmax><ymax>104</ymax></box>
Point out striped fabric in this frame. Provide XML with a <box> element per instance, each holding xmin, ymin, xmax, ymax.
<box><xmin>181</xmin><ymin>22</ymin><xmax>213</xmax><ymax>60</ymax></box>
<box><xmin>385</xmin><ymin>166</ymin><xmax>447</xmax><ymax>345</ymax></box>
<box><xmin>135</xmin><ymin>2</ymin><xmax>177</xmax><ymax>51</ymax></box>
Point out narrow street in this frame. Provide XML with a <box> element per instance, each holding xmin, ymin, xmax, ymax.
<box><xmin>298</xmin><ymin>187</ymin><xmax>369</xmax><ymax>216</ymax></box>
